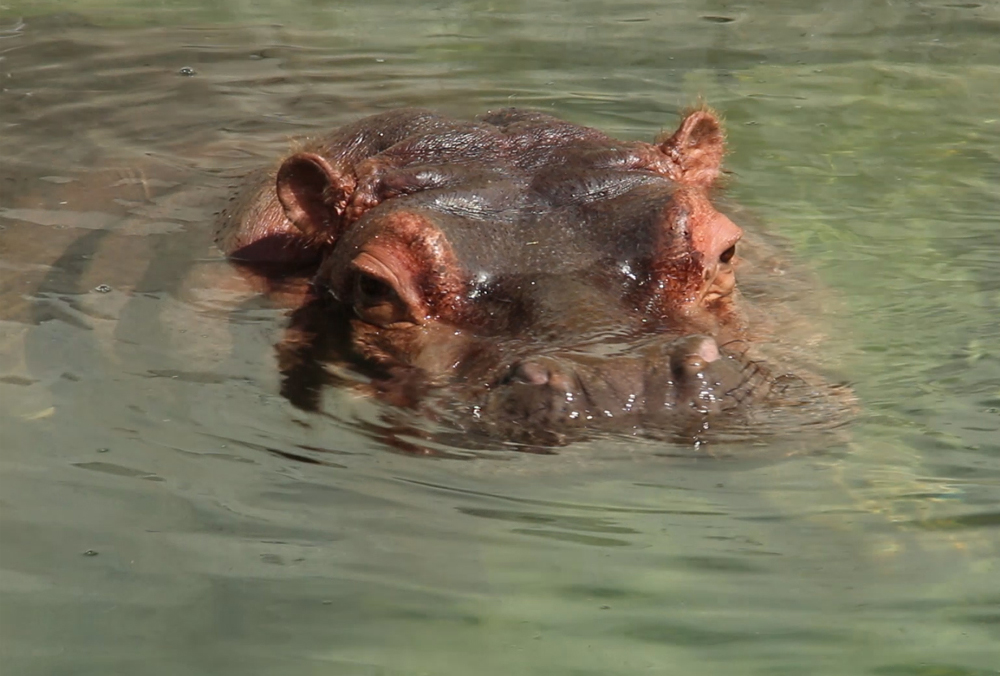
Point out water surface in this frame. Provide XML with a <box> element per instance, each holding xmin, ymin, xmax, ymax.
<box><xmin>1</xmin><ymin>2</ymin><xmax>998</xmax><ymax>675</ymax></box>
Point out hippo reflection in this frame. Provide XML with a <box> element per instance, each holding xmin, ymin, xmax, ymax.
<box><xmin>217</xmin><ymin>108</ymin><xmax>839</xmax><ymax>445</ymax></box>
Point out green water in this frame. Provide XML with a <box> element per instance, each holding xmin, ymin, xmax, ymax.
<box><xmin>1</xmin><ymin>2</ymin><xmax>998</xmax><ymax>675</ymax></box>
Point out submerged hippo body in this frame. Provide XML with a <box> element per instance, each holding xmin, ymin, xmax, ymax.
<box><xmin>217</xmin><ymin>107</ymin><xmax>834</xmax><ymax>445</ymax></box>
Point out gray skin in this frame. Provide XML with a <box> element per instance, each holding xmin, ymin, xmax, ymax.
<box><xmin>217</xmin><ymin>108</ymin><xmax>771</xmax><ymax>444</ymax></box>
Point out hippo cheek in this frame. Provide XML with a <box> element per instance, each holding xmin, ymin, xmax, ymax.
<box><xmin>348</xmin><ymin>318</ymin><xmax>476</xmax><ymax>378</ymax></box>
<box><xmin>701</xmin><ymin>261</ymin><xmax>737</xmax><ymax>304</ymax></box>
<box><xmin>645</xmin><ymin>191</ymin><xmax>742</xmax><ymax>324</ymax></box>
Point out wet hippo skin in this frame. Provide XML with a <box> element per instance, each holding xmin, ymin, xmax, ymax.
<box><xmin>216</xmin><ymin>107</ymin><xmax>843</xmax><ymax>446</ymax></box>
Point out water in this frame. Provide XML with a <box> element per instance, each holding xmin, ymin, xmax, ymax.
<box><xmin>1</xmin><ymin>2</ymin><xmax>998</xmax><ymax>674</ymax></box>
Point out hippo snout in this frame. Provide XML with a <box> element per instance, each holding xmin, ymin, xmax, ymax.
<box><xmin>484</xmin><ymin>334</ymin><xmax>769</xmax><ymax>441</ymax></box>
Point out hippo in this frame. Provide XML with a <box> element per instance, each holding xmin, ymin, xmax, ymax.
<box><xmin>216</xmin><ymin>107</ymin><xmax>841</xmax><ymax>446</ymax></box>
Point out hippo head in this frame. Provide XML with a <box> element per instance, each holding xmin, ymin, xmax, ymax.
<box><xmin>232</xmin><ymin>108</ymin><xmax>774</xmax><ymax>444</ymax></box>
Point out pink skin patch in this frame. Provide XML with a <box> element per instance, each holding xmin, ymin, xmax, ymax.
<box><xmin>693</xmin><ymin>336</ymin><xmax>720</xmax><ymax>363</ymax></box>
<box><xmin>693</xmin><ymin>210</ymin><xmax>742</xmax><ymax>264</ymax></box>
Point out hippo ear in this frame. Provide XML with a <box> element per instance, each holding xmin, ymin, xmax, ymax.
<box><xmin>276</xmin><ymin>152</ymin><xmax>356</xmax><ymax>240</ymax></box>
<box><xmin>658</xmin><ymin>109</ymin><xmax>725</xmax><ymax>187</ymax></box>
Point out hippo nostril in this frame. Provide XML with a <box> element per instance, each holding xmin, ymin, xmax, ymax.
<box><xmin>694</xmin><ymin>336</ymin><xmax>720</xmax><ymax>363</ymax></box>
<box><xmin>670</xmin><ymin>335</ymin><xmax>721</xmax><ymax>380</ymax></box>
<box><xmin>509</xmin><ymin>361</ymin><xmax>551</xmax><ymax>386</ymax></box>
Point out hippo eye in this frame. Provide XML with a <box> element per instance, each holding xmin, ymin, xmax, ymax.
<box><xmin>354</xmin><ymin>273</ymin><xmax>397</xmax><ymax>306</ymax></box>
<box><xmin>719</xmin><ymin>244</ymin><xmax>736</xmax><ymax>264</ymax></box>
<box><xmin>351</xmin><ymin>272</ymin><xmax>416</xmax><ymax>326</ymax></box>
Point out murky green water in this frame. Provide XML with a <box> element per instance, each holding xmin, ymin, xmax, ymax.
<box><xmin>1</xmin><ymin>2</ymin><xmax>998</xmax><ymax>675</ymax></box>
